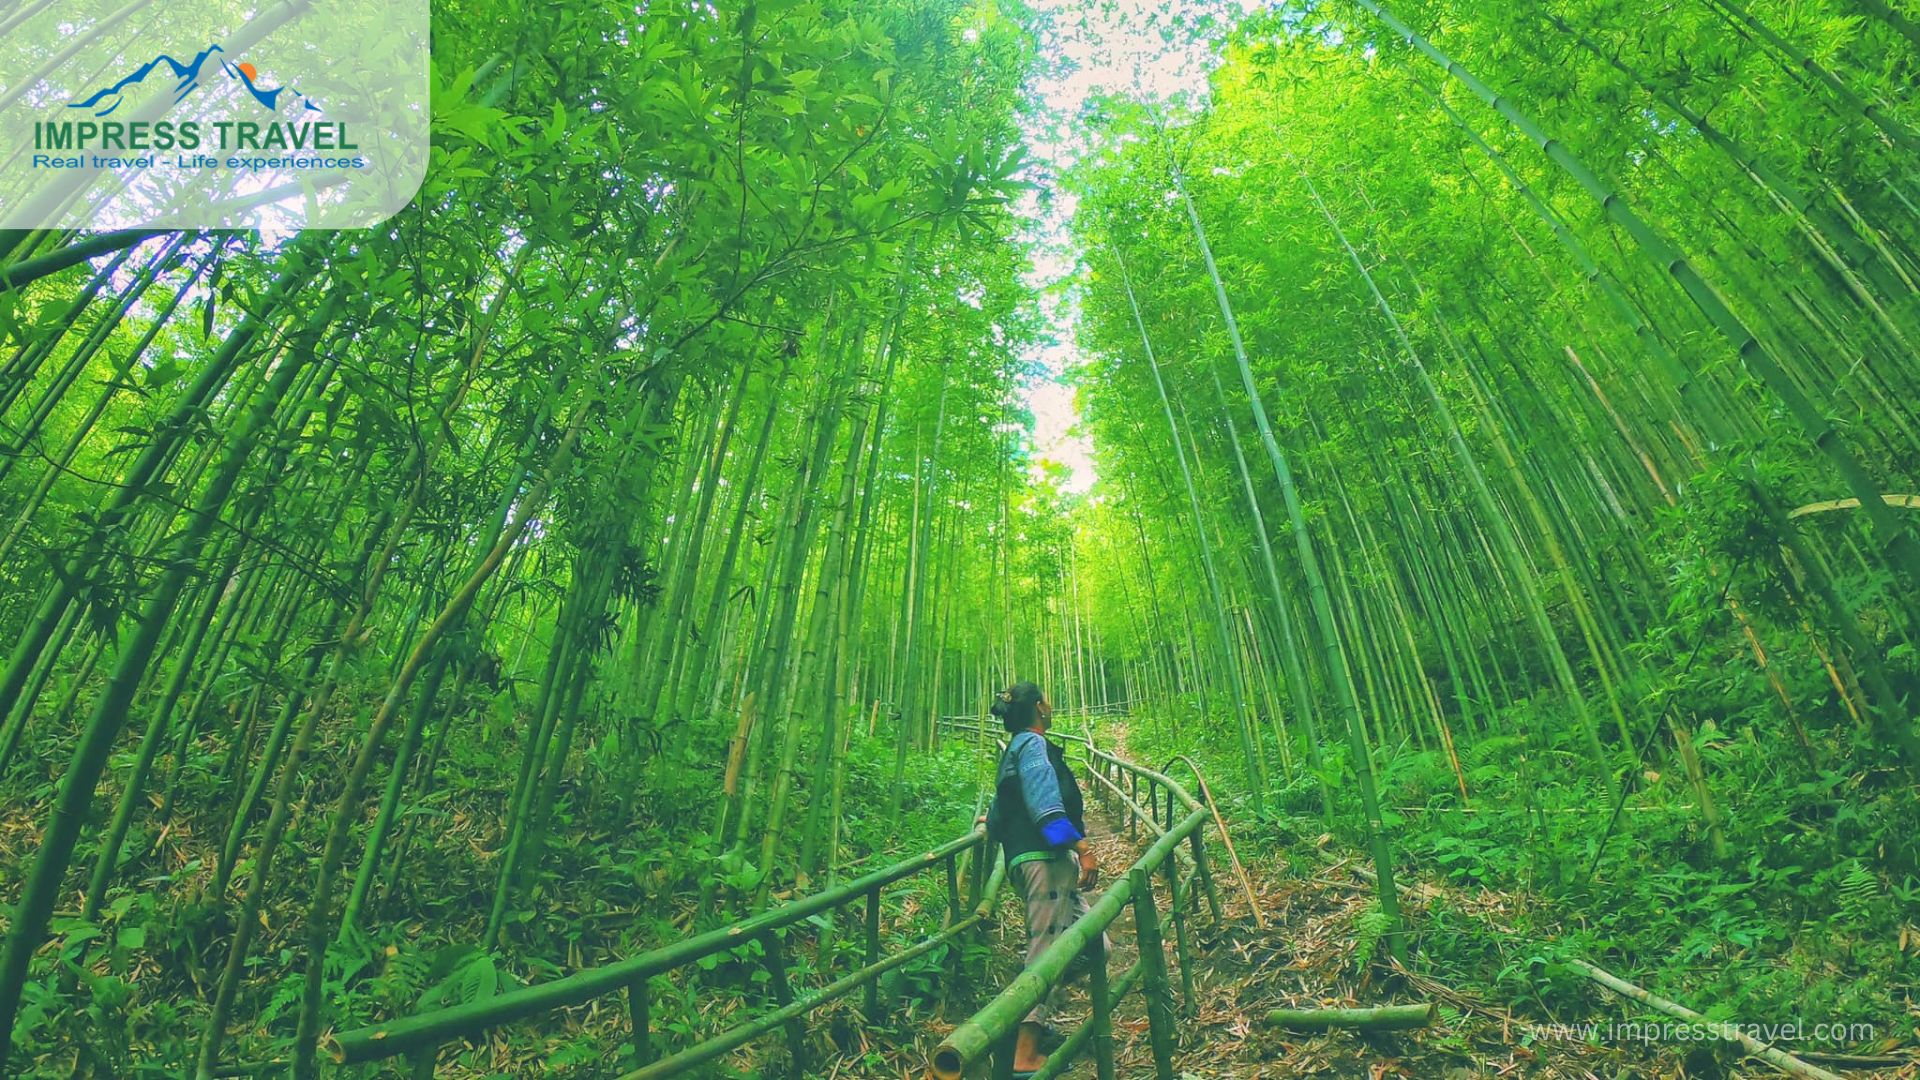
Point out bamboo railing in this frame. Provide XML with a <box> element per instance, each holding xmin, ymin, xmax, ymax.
<box><xmin>930</xmin><ymin>743</ymin><xmax>1224</xmax><ymax>1080</ymax></box>
<box><xmin>328</xmin><ymin>828</ymin><xmax>1006</xmax><ymax>1077</ymax></box>
<box><xmin>333</xmin><ymin>711</ymin><xmax>1222</xmax><ymax>1079</ymax></box>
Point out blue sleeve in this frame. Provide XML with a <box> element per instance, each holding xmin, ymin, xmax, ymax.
<box><xmin>1040</xmin><ymin>816</ymin><xmax>1083</xmax><ymax>846</ymax></box>
<box><xmin>1013</xmin><ymin>733</ymin><xmax>1069</xmax><ymax>831</ymax></box>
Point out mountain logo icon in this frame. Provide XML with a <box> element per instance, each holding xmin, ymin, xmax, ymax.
<box><xmin>68</xmin><ymin>42</ymin><xmax>322</xmax><ymax>118</ymax></box>
<box><xmin>221</xmin><ymin>58</ymin><xmax>322</xmax><ymax>114</ymax></box>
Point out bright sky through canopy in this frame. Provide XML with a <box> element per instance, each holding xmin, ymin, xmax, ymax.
<box><xmin>1015</xmin><ymin>0</ymin><xmax>1250</xmax><ymax>495</ymax></box>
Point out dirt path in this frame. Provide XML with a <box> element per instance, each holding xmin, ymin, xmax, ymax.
<box><xmin>1079</xmin><ymin>783</ymin><xmax>1916</xmax><ymax>1079</ymax></box>
<box><xmin>851</xmin><ymin>736</ymin><xmax>1911</xmax><ymax>1079</ymax></box>
<box><xmin>905</xmin><ymin>761</ymin><xmax>1814</xmax><ymax>1079</ymax></box>
<box><xmin>976</xmin><ymin>796</ymin><xmax>1677</xmax><ymax>1079</ymax></box>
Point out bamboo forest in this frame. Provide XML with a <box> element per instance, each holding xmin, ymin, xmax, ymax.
<box><xmin>3</xmin><ymin>0</ymin><xmax>1920</xmax><ymax>1075</ymax></box>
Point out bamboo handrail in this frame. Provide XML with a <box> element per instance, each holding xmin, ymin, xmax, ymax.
<box><xmin>931</xmin><ymin>749</ymin><xmax>1219</xmax><ymax>1080</ymax></box>
<box><xmin>614</xmin><ymin>855</ymin><xmax>1011</xmax><ymax>1080</ymax></box>
<box><xmin>1084</xmin><ymin>745</ymin><xmax>1223</xmax><ymax>923</ymax></box>
<box><xmin>931</xmin><ymin>803</ymin><xmax>1206</xmax><ymax>1078</ymax></box>
<box><xmin>1081</xmin><ymin>758</ymin><xmax>1171</xmax><ymax>839</ymax></box>
<box><xmin>329</xmin><ymin>829</ymin><xmax>999</xmax><ymax>1071</ymax></box>
<box><xmin>1027</xmin><ymin>960</ymin><xmax>1145</xmax><ymax>1080</ymax></box>
<box><xmin>917</xmin><ymin>714</ymin><xmax>1244</xmax><ymax>1078</ymax></box>
<box><xmin>338</xmin><ymin>713</ymin><xmax>1233</xmax><ymax>1078</ymax></box>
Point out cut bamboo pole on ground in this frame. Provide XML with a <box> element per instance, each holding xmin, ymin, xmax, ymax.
<box><xmin>1788</xmin><ymin>494</ymin><xmax>1920</xmax><ymax>519</ymax></box>
<box><xmin>1265</xmin><ymin>1003</ymin><xmax>1437</xmax><ymax>1031</ymax></box>
<box><xmin>1569</xmin><ymin>959</ymin><xmax>1844</xmax><ymax>1080</ymax></box>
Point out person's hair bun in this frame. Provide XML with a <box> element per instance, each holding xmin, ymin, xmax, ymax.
<box><xmin>993</xmin><ymin>683</ymin><xmax>1042</xmax><ymax>733</ymax></box>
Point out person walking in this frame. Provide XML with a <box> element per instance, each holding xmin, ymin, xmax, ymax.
<box><xmin>982</xmin><ymin>681</ymin><xmax>1099</xmax><ymax>1076</ymax></box>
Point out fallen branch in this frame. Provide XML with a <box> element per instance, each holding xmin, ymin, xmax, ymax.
<box><xmin>1265</xmin><ymin>1003</ymin><xmax>1437</xmax><ymax>1031</ymax></box>
<box><xmin>1351</xmin><ymin>864</ymin><xmax>1443</xmax><ymax>903</ymax></box>
<box><xmin>1166</xmin><ymin>752</ymin><xmax>1266</xmax><ymax>927</ymax></box>
<box><xmin>1793</xmin><ymin>1050</ymin><xmax>1916</xmax><ymax>1070</ymax></box>
<box><xmin>1787</xmin><ymin>494</ymin><xmax>1920</xmax><ymax>520</ymax></box>
<box><xmin>1389</xmin><ymin>960</ymin><xmax>1518</xmax><ymax>1025</ymax></box>
<box><xmin>1569</xmin><ymin>959</ymin><xmax>1843</xmax><ymax>1080</ymax></box>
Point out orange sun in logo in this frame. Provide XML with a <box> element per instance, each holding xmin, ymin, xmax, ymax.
<box><xmin>235</xmin><ymin>61</ymin><xmax>258</xmax><ymax>81</ymax></box>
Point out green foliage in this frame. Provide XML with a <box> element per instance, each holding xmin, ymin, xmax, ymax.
<box><xmin>1351</xmin><ymin>903</ymin><xmax>1394</xmax><ymax>972</ymax></box>
<box><xmin>417</xmin><ymin>947</ymin><xmax>502</xmax><ymax>1011</ymax></box>
<box><xmin>1054</xmin><ymin>0</ymin><xmax>1920</xmax><ymax>1049</ymax></box>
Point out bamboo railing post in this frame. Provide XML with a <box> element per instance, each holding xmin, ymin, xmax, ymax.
<box><xmin>967</xmin><ymin>833</ymin><xmax>989</xmax><ymax>909</ymax></box>
<box><xmin>969</xmin><ymin>844</ymin><xmax>997</xmax><ymax>976</ymax></box>
<box><xmin>944</xmin><ymin>853</ymin><xmax>962</xmax><ymax>927</ymax></box>
<box><xmin>1161</xmin><ymin>854</ymin><xmax>1195</xmax><ymax>1014</ymax></box>
<box><xmin>1188</xmin><ymin>830</ymin><xmax>1223</xmax><ymax>923</ymax></box>
<box><xmin>1129</xmin><ymin>867</ymin><xmax>1178</xmax><ymax>1078</ymax></box>
<box><xmin>1088</xmin><ymin>928</ymin><xmax>1116</xmax><ymax>1080</ymax></box>
<box><xmin>761</xmin><ymin>931</ymin><xmax>806</xmax><ymax>1079</ymax></box>
<box><xmin>1128</xmin><ymin>772</ymin><xmax>1140</xmax><ymax>839</ymax></box>
<box><xmin>943</xmin><ymin>852</ymin><xmax>964</xmax><ymax>1005</ymax></box>
<box><xmin>626</xmin><ymin>975</ymin><xmax>652</xmax><ymax>1069</ymax></box>
<box><xmin>407</xmin><ymin>1043</ymin><xmax>439</xmax><ymax>1079</ymax></box>
<box><xmin>863</xmin><ymin>886</ymin><xmax>882</xmax><ymax>1019</ymax></box>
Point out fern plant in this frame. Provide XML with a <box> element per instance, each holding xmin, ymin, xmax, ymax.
<box><xmin>1353</xmin><ymin>902</ymin><xmax>1394</xmax><ymax>973</ymax></box>
<box><xmin>1835</xmin><ymin>861</ymin><xmax>1880</xmax><ymax>927</ymax></box>
<box><xmin>417</xmin><ymin>948</ymin><xmax>499</xmax><ymax>1011</ymax></box>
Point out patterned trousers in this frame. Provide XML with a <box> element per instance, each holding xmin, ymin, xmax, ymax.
<box><xmin>1015</xmin><ymin>855</ymin><xmax>1100</xmax><ymax>1025</ymax></box>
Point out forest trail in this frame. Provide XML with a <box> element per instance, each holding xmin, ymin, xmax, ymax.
<box><xmin>877</xmin><ymin>730</ymin><xmax>1818</xmax><ymax>1080</ymax></box>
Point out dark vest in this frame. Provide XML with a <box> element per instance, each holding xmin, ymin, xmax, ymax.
<box><xmin>992</xmin><ymin>733</ymin><xmax>1086</xmax><ymax>863</ymax></box>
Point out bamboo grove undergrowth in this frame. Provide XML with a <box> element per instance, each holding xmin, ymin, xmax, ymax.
<box><xmin>1064</xmin><ymin>0</ymin><xmax>1919</xmax><ymax>1040</ymax></box>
